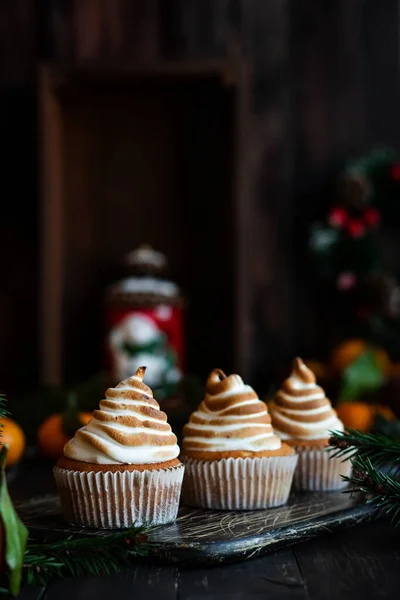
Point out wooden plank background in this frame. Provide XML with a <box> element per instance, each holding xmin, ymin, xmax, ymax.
<box><xmin>0</xmin><ymin>0</ymin><xmax>399</xmax><ymax>393</ymax></box>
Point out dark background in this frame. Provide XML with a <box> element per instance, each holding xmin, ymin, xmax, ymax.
<box><xmin>1</xmin><ymin>0</ymin><xmax>399</xmax><ymax>398</ymax></box>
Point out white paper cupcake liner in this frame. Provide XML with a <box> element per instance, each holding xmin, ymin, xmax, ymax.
<box><xmin>181</xmin><ymin>454</ymin><xmax>298</xmax><ymax>510</ymax></box>
<box><xmin>291</xmin><ymin>444</ymin><xmax>352</xmax><ymax>492</ymax></box>
<box><xmin>54</xmin><ymin>463</ymin><xmax>184</xmax><ymax>528</ymax></box>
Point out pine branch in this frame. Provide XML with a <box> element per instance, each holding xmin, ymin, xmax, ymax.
<box><xmin>329</xmin><ymin>429</ymin><xmax>400</xmax><ymax>527</ymax></box>
<box><xmin>22</xmin><ymin>527</ymin><xmax>149</xmax><ymax>587</ymax></box>
<box><xmin>342</xmin><ymin>455</ymin><xmax>400</xmax><ymax>527</ymax></box>
<box><xmin>329</xmin><ymin>428</ymin><xmax>400</xmax><ymax>475</ymax></box>
<box><xmin>0</xmin><ymin>394</ymin><xmax>9</xmax><ymax>432</ymax></box>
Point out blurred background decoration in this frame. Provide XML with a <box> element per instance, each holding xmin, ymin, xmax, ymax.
<box><xmin>304</xmin><ymin>148</ymin><xmax>400</xmax><ymax>434</ymax></box>
<box><xmin>105</xmin><ymin>244</ymin><xmax>185</xmax><ymax>405</ymax></box>
<box><xmin>309</xmin><ymin>148</ymin><xmax>400</xmax><ymax>343</ymax></box>
<box><xmin>2</xmin><ymin>1</ymin><xmax>400</xmax><ymax>461</ymax></box>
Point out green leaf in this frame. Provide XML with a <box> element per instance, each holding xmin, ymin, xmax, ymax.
<box><xmin>0</xmin><ymin>445</ymin><xmax>28</xmax><ymax>596</ymax></box>
<box><xmin>338</xmin><ymin>349</ymin><xmax>385</xmax><ymax>402</ymax></box>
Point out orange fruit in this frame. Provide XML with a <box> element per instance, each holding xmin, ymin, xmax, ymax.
<box><xmin>331</xmin><ymin>340</ymin><xmax>366</xmax><ymax>372</ymax></box>
<box><xmin>335</xmin><ymin>402</ymin><xmax>375</xmax><ymax>432</ymax></box>
<box><xmin>0</xmin><ymin>417</ymin><xmax>26</xmax><ymax>467</ymax></box>
<box><xmin>336</xmin><ymin>402</ymin><xmax>397</xmax><ymax>432</ymax></box>
<box><xmin>303</xmin><ymin>360</ymin><xmax>329</xmax><ymax>381</ymax></box>
<box><xmin>331</xmin><ymin>339</ymin><xmax>391</xmax><ymax>376</ymax></box>
<box><xmin>38</xmin><ymin>412</ymin><xmax>92</xmax><ymax>460</ymax></box>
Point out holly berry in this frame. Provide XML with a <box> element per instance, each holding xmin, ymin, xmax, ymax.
<box><xmin>347</xmin><ymin>220</ymin><xmax>366</xmax><ymax>238</ymax></box>
<box><xmin>329</xmin><ymin>207</ymin><xmax>348</xmax><ymax>228</ymax></box>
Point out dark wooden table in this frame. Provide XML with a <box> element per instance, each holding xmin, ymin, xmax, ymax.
<box><xmin>10</xmin><ymin>462</ymin><xmax>400</xmax><ymax>600</ymax></box>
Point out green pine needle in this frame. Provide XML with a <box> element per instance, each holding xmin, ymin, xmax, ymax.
<box><xmin>22</xmin><ymin>527</ymin><xmax>149</xmax><ymax>587</ymax></box>
<box><xmin>329</xmin><ymin>428</ymin><xmax>400</xmax><ymax>475</ymax></box>
<box><xmin>0</xmin><ymin>394</ymin><xmax>9</xmax><ymax>434</ymax></box>
<box><xmin>342</xmin><ymin>455</ymin><xmax>400</xmax><ymax>527</ymax></box>
<box><xmin>329</xmin><ymin>428</ymin><xmax>400</xmax><ymax>527</ymax></box>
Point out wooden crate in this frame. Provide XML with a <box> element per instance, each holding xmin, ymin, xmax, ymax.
<box><xmin>39</xmin><ymin>61</ymin><xmax>250</xmax><ymax>386</ymax></box>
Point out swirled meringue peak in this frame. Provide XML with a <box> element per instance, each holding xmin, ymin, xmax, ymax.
<box><xmin>182</xmin><ymin>369</ymin><xmax>282</xmax><ymax>452</ymax></box>
<box><xmin>270</xmin><ymin>358</ymin><xmax>344</xmax><ymax>441</ymax></box>
<box><xmin>63</xmin><ymin>367</ymin><xmax>180</xmax><ymax>465</ymax></box>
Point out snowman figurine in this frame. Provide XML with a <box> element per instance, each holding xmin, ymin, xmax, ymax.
<box><xmin>109</xmin><ymin>312</ymin><xmax>181</xmax><ymax>400</ymax></box>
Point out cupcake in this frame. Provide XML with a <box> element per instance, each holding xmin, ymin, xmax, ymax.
<box><xmin>180</xmin><ymin>369</ymin><xmax>297</xmax><ymax>510</ymax></box>
<box><xmin>270</xmin><ymin>357</ymin><xmax>352</xmax><ymax>491</ymax></box>
<box><xmin>54</xmin><ymin>367</ymin><xmax>184</xmax><ymax>528</ymax></box>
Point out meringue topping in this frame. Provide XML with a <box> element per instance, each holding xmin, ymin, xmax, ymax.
<box><xmin>182</xmin><ymin>369</ymin><xmax>282</xmax><ymax>452</ymax></box>
<box><xmin>63</xmin><ymin>367</ymin><xmax>180</xmax><ymax>464</ymax></box>
<box><xmin>270</xmin><ymin>358</ymin><xmax>344</xmax><ymax>440</ymax></box>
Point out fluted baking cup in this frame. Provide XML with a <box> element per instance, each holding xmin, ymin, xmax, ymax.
<box><xmin>54</xmin><ymin>463</ymin><xmax>184</xmax><ymax>528</ymax></box>
<box><xmin>181</xmin><ymin>455</ymin><xmax>298</xmax><ymax>510</ymax></box>
<box><xmin>291</xmin><ymin>444</ymin><xmax>352</xmax><ymax>492</ymax></box>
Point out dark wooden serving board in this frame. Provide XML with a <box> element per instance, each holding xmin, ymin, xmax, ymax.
<box><xmin>16</xmin><ymin>491</ymin><xmax>378</xmax><ymax>566</ymax></box>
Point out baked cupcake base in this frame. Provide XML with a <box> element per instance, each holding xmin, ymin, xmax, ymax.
<box><xmin>181</xmin><ymin>445</ymin><xmax>298</xmax><ymax>510</ymax></box>
<box><xmin>54</xmin><ymin>457</ymin><xmax>184</xmax><ymax>529</ymax></box>
<box><xmin>288</xmin><ymin>440</ymin><xmax>352</xmax><ymax>492</ymax></box>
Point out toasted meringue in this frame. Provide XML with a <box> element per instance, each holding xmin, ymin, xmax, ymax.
<box><xmin>64</xmin><ymin>366</ymin><xmax>180</xmax><ymax>464</ymax></box>
<box><xmin>270</xmin><ymin>358</ymin><xmax>344</xmax><ymax>441</ymax></box>
<box><xmin>182</xmin><ymin>368</ymin><xmax>282</xmax><ymax>452</ymax></box>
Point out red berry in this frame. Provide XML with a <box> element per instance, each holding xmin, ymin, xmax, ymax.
<box><xmin>329</xmin><ymin>207</ymin><xmax>348</xmax><ymax>228</ymax></box>
<box><xmin>364</xmin><ymin>207</ymin><xmax>380</xmax><ymax>226</ymax></box>
<box><xmin>347</xmin><ymin>220</ymin><xmax>366</xmax><ymax>238</ymax></box>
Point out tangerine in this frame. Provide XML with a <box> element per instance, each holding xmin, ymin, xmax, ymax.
<box><xmin>331</xmin><ymin>339</ymin><xmax>391</xmax><ymax>376</ymax></box>
<box><xmin>335</xmin><ymin>402</ymin><xmax>375</xmax><ymax>433</ymax></box>
<box><xmin>38</xmin><ymin>412</ymin><xmax>92</xmax><ymax>460</ymax></box>
<box><xmin>0</xmin><ymin>418</ymin><xmax>26</xmax><ymax>467</ymax></box>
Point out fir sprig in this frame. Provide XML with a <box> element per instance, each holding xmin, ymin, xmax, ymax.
<box><xmin>0</xmin><ymin>393</ymin><xmax>9</xmax><ymax>430</ymax></box>
<box><xmin>22</xmin><ymin>528</ymin><xmax>149</xmax><ymax>587</ymax></box>
<box><xmin>329</xmin><ymin>428</ymin><xmax>400</xmax><ymax>527</ymax></box>
<box><xmin>329</xmin><ymin>428</ymin><xmax>400</xmax><ymax>475</ymax></box>
<box><xmin>342</xmin><ymin>455</ymin><xmax>400</xmax><ymax>526</ymax></box>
